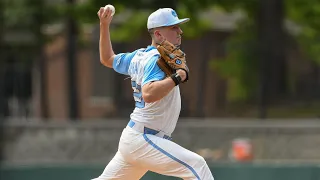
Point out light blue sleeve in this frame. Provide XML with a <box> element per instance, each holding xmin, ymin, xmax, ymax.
<box><xmin>113</xmin><ymin>50</ymin><xmax>139</xmax><ymax>75</ymax></box>
<box><xmin>142</xmin><ymin>55</ymin><xmax>166</xmax><ymax>86</ymax></box>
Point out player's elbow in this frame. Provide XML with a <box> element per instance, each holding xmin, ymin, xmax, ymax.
<box><xmin>100</xmin><ymin>58</ymin><xmax>112</xmax><ymax>68</ymax></box>
<box><xmin>142</xmin><ymin>83</ymin><xmax>162</xmax><ymax>103</ymax></box>
<box><xmin>142</xmin><ymin>92</ymin><xmax>161</xmax><ymax>103</ymax></box>
<box><xmin>100</xmin><ymin>55</ymin><xmax>115</xmax><ymax>68</ymax></box>
<box><xmin>142</xmin><ymin>93</ymin><xmax>153</xmax><ymax>103</ymax></box>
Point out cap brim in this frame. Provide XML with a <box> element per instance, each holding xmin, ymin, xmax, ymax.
<box><xmin>166</xmin><ymin>18</ymin><xmax>190</xmax><ymax>27</ymax></box>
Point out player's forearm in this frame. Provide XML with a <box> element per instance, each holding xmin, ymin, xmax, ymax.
<box><xmin>142</xmin><ymin>78</ymin><xmax>176</xmax><ymax>103</ymax></box>
<box><xmin>99</xmin><ymin>23</ymin><xmax>115</xmax><ymax>68</ymax></box>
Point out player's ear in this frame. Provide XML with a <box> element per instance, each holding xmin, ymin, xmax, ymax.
<box><xmin>154</xmin><ymin>30</ymin><xmax>164</xmax><ymax>42</ymax></box>
<box><xmin>154</xmin><ymin>30</ymin><xmax>160</xmax><ymax>37</ymax></box>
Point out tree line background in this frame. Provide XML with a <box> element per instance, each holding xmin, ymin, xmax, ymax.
<box><xmin>0</xmin><ymin>0</ymin><xmax>320</xmax><ymax>120</ymax></box>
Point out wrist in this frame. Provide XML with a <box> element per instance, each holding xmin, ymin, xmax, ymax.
<box><xmin>100</xmin><ymin>22</ymin><xmax>110</xmax><ymax>28</ymax></box>
<box><xmin>176</xmin><ymin>70</ymin><xmax>187</xmax><ymax>82</ymax></box>
<box><xmin>170</xmin><ymin>73</ymin><xmax>182</xmax><ymax>86</ymax></box>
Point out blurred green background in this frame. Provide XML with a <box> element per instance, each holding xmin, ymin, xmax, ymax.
<box><xmin>1</xmin><ymin>0</ymin><xmax>320</xmax><ymax>119</ymax></box>
<box><xmin>1</xmin><ymin>0</ymin><xmax>320</xmax><ymax>179</ymax></box>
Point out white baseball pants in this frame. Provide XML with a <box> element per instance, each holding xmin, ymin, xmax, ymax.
<box><xmin>92</xmin><ymin>126</ymin><xmax>214</xmax><ymax>180</ymax></box>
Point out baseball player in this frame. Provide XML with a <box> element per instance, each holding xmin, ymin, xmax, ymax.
<box><xmin>94</xmin><ymin>7</ymin><xmax>215</xmax><ymax>180</ymax></box>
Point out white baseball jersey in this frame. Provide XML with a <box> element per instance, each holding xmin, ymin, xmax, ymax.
<box><xmin>113</xmin><ymin>46</ymin><xmax>181</xmax><ymax>136</ymax></box>
<box><xmin>92</xmin><ymin>45</ymin><xmax>215</xmax><ymax>180</ymax></box>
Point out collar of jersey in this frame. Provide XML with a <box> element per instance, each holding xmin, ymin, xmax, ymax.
<box><xmin>145</xmin><ymin>46</ymin><xmax>156</xmax><ymax>52</ymax></box>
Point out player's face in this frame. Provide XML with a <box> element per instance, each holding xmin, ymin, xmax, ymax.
<box><xmin>159</xmin><ymin>25</ymin><xmax>183</xmax><ymax>46</ymax></box>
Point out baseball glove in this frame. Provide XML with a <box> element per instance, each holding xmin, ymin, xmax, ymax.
<box><xmin>156</xmin><ymin>40</ymin><xmax>189</xmax><ymax>82</ymax></box>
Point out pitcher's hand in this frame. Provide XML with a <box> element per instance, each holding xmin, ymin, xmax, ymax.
<box><xmin>97</xmin><ymin>7</ymin><xmax>113</xmax><ymax>26</ymax></box>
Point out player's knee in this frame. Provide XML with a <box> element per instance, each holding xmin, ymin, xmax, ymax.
<box><xmin>192</xmin><ymin>155</ymin><xmax>207</xmax><ymax>170</ymax></box>
<box><xmin>198</xmin><ymin>156</ymin><xmax>208</xmax><ymax>167</ymax></box>
<box><xmin>194</xmin><ymin>155</ymin><xmax>206</xmax><ymax>164</ymax></box>
<box><xmin>195</xmin><ymin>156</ymin><xmax>215</xmax><ymax>179</ymax></box>
<box><xmin>196</xmin><ymin>155</ymin><xmax>212</xmax><ymax>172</ymax></box>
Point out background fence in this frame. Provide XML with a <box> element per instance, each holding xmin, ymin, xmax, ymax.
<box><xmin>2</xmin><ymin>118</ymin><xmax>320</xmax><ymax>179</ymax></box>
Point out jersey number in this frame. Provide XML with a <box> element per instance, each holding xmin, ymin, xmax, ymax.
<box><xmin>131</xmin><ymin>81</ymin><xmax>145</xmax><ymax>108</ymax></box>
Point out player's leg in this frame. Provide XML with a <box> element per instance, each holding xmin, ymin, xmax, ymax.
<box><xmin>139</xmin><ymin>134</ymin><xmax>214</xmax><ymax>180</ymax></box>
<box><xmin>92</xmin><ymin>151</ymin><xmax>148</xmax><ymax>180</ymax></box>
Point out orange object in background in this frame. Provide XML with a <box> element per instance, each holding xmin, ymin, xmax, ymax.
<box><xmin>231</xmin><ymin>138</ymin><xmax>253</xmax><ymax>162</ymax></box>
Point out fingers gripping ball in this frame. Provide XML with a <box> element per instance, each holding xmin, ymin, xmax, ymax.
<box><xmin>104</xmin><ymin>4</ymin><xmax>115</xmax><ymax>16</ymax></box>
<box><xmin>156</xmin><ymin>40</ymin><xmax>189</xmax><ymax>82</ymax></box>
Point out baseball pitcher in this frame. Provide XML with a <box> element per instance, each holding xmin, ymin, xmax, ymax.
<box><xmin>93</xmin><ymin>7</ymin><xmax>215</xmax><ymax>180</ymax></box>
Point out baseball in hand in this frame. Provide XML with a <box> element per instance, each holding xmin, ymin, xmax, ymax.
<box><xmin>104</xmin><ymin>4</ymin><xmax>115</xmax><ymax>16</ymax></box>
